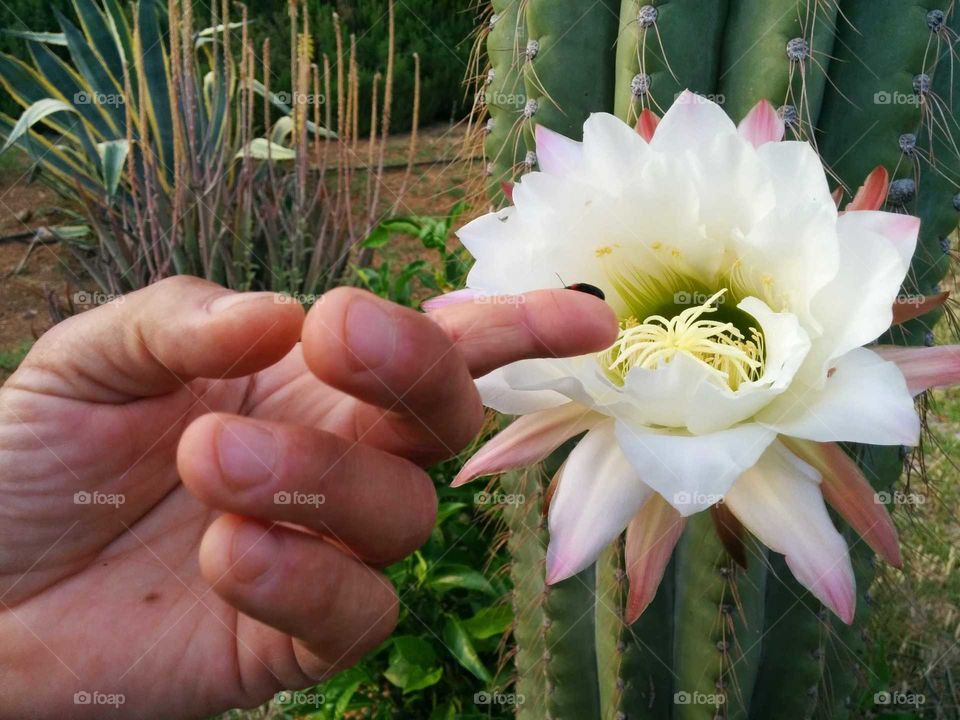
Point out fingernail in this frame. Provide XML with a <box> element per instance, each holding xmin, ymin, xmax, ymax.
<box><xmin>345</xmin><ymin>297</ymin><xmax>396</xmax><ymax>370</ymax></box>
<box><xmin>218</xmin><ymin>421</ymin><xmax>276</xmax><ymax>489</ymax></box>
<box><xmin>209</xmin><ymin>291</ymin><xmax>278</xmax><ymax>313</ymax></box>
<box><xmin>230</xmin><ymin>521</ymin><xmax>280</xmax><ymax>583</ymax></box>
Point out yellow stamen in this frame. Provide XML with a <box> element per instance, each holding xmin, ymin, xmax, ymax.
<box><xmin>599</xmin><ymin>289</ymin><xmax>764</xmax><ymax>390</ymax></box>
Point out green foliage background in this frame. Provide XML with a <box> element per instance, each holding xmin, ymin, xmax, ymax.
<box><xmin>0</xmin><ymin>0</ymin><xmax>476</xmax><ymax>132</ymax></box>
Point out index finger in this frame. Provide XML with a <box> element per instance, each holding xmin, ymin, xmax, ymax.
<box><xmin>426</xmin><ymin>289</ymin><xmax>618</xmax><ymax>378</ymax></box>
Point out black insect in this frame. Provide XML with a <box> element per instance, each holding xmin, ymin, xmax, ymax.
<box><xmin>565</xmin><ymin>283</ymin><xmax>605</xmax><ymax>301</ymax></box>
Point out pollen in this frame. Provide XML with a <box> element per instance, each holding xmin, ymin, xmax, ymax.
<box><xmin>595</xmin><ymin>246</ymin><xmax>614</xmax><ymax>257</ymax></box>
<box><xmin>599</xmin><ymin>289</ymin><xmax>764</xmax><ymax>390</ymax></box>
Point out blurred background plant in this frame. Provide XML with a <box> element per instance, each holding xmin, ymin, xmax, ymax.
<box><xmin>0</xmin><ymin>0</ymin><xmax>421</xmax><ymax>297</ymax></box>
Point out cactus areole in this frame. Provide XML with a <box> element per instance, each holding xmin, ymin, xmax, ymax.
<box><xmin>451</xmin><ymin>92</ymin><xmax>960</xmax><ymax>625</ymax></box>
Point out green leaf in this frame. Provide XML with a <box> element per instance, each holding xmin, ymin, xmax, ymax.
<box><xmin>383</xmin><ymin>636</ymin><xmax>443</xmax><ymax>693</ymax></box>
<box><xmin>1</xmin><ymin>30</ymin><xmax>67</xmax><ymax>46</ymax></box>
<box><xmin>442</xmin><ymin>617</ymin><xmax>492</xmax><ymax>682</ymax></box>
<box><xmin>96</xmin><ymin>139</ymin><xmax>128</xmax><ymax>197</ymax></box>
<box><xmin>426</xmin><ymin>564</ymin><xmax>496</xmax><ymax>596</ymax></box>
<box><xmin>361</xmin><ymin>225</ymin><xmax>391</xmax><ymax>249</ymax></box>
<box><xmin>435</xmin><ymin>501</ymin><xmax>468</xmax><ymax>525</ymax></box>
<box><xmin>1</xmin><ymin>98</ymin><xmax>76</xmax><ymax>154</ymax></box>
<box><xmin>234</xmin><ymin>138</ymin><xmax>297</xmax><ymax>161</ymax></box>
<box><xmin>462</xmin><ymin>605</ymin><xmax>512</xmax><ymax>640</ymax></box>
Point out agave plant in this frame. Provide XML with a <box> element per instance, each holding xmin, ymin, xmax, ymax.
<box><xmin>455</xmin><ymin>2</ymin><xmax>960</xmax><ymax>718</ymax></box>
<box><xmin>0</xmin><ymin>0</ymin><xmax>413</xmax><ymax>297</ymax></box>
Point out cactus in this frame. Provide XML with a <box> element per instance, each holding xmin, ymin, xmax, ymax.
<box><xmin>474</xmin><ymin>2</ymin><xmax>960</xmax><ymax>718</ymax></box>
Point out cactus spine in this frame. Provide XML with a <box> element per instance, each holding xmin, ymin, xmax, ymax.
<box><xmin>475</xmin><ymin>2</ymin><xmax>960</xmax><ymax>718</ymax></box>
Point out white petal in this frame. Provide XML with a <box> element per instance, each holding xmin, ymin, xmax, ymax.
<box><xmin>757</xmin><ymin>347</ymin><xmax>920</xmax><ymax>445</ymax></box>
<box><xmin>651</xmin><ymin>90</ymin><xmax>737</xmax><ymax>154</ymax></box>
<box><xmin>873</xmin><ymin>345</ymin><xmax>960</xmax><ymax>396</ymax></box>
<box><xmin>756</xmin><ymin>140</ymin><xmax>836</xmax><ymax>212</ymax></box>
<box><xmin>622</xmin><ymin>352</ymin><xmax>722</xmax><ymax>429</ymax></box>
<box><xmin>686</xmin><ymin>297</ymin><xmax>811</xmax><ymax>434</ymax></box>
<box><xmin>475</xmin><ymin>366</ymin><xmax>568</xmax><ymax>414</ymax></box>
<box><xmin>581</xmin><ymin>112</ymin><xmax>650</xmax><ymax>189</ymax></box>
<box><xmin>840</xmin><ymin>210</ymin><xmax>919</xmax><ymax>267</ymax></box>
<box><xmin>546</xmin><ymin>420</ymin><xmax>653</xmax><ymax>582</ymax></box>
<box><xmin>802</xmin><ymin>211</ymin><xmax>913</xmax><ymax>377</ymax></box>
<box><xmin>534</xmin><ymin>124</ymin><xmax>583</xmax><ymax>176</ymax></box>
<box><xmin>724</xmin><ymin>442</ymin><xmax>856</xmax><ymax>623</ymax></box>
<box><xmin>614</xmin><ymin>421</ymin><xmax>776</xmax><ymax>515</ymax></box>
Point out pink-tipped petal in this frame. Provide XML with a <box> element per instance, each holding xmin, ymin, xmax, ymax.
<box><xmin>874</xmin><ymin>345</ymin><xmax>960</xmax><ymax>396</ymax></box>
<box><xmin>651</xmin><ymin>90</ymin><xmax>737</xmax><ymax>153</ymax></box>
<box><xmin>634</xmin><ymin>108</ymin><xmax>660</xmax><ymax>142</ymax></box>
<box><xmin>737</xmin><ymin>99</ymin><xmax>785</xmax><ymax>147</ymax></box>
<box><xmin>892</xmin><ymin>291</ymin><xmax>949</xmax><ymax>325</ymax></box>
<box><xmin>624</xmin><ymin>493</ymin><xmax>685</xmax><ymax>623</ymax></box>
<box><xmin>842</xmin><ymin>210</ymin><xmax>921</xmax><ymax>267</ymax></box>
<box><xmin>545</xmin><ymin>421</ymin><xmax>653</xmax><ymax>584</ymax></box>
<box><xmin>452</xmin><ymin>403</ymin><xmax>600</xmax><ymax>487</ymax></box>
<box><xmin>781</xmin><ymin>437</ymin><xmax>901</xmax><ymax>567</ymax></box>
<box><xmin>500</xmin><ymin>181</ymin><xmax>514</xmax><ymax>202</ymax></box>
<box><xmin>725</xmin><ymin>442</ymin><xmax>857</xmax><ymax>624</ymax></box>
<box><xmin>421</xmin><ymin>288</ymin><xmax>484</xmax><ymax>312</ymax></box>
<box><xmin>534</xmin><ymin>123</ymin><xmax>583</xmax><ymax>175</ymax></box>
<box><xmin>845</xmin><ymin>166</ymin><xmax>889</xmax><ymax>212</ymax></box>
<box><xmin>831</xmin><ymin>187</ymin><xmax>843</xmax><ymax>208</ymax></box>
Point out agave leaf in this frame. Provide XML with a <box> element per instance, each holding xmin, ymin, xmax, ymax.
<box><xmin>71</xmin><ymin>0</ymin><xmax>124</xmax><ymax>85</ymax></box>
<box><xmin>96</xmin><ymin>139</ymin><xmax>128</xmax><ymax>197</ymax></box>
<box><xmin>243</xmin><ymin>78</ymin><xmax>336</xmax><ymax>138</ymax></box>
<box><xmin>135</xmin><ymin>0</ymin><xmax>174</xmax><ymax>184</ymax></box>
<box><xmin>269</xmin><ymin>115</ymin><xmax>295</xmax><ymax>146</ymax></box>
<box><xmin>195</xmin><ymin>21</ymin><xmax>248</xmax><ymax>38</ymax></box>
<box><xmin>1</xmin><ymin>30</ymin><xmax>67</xmax><ymax>46</ymax></box>
<box><xmin>0</xmin><ymin>112</ymin><xmax>101</xmax><ymax>193</ymax></box>
<box><xmin>235</xmin><ymin>138</ymin><xmax>297</xmax><ymax>161</ymax></box>
<box><xmin>1</xmin><ymin>99</ymin><xmax>78</xmax><ymax>154</ymax></box>
<box><xmin>102</xmin><ymin>0</ymin><xmax>134</xmax><ymax>66</ymax></box>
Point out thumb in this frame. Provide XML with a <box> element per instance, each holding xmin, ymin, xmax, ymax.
<box><xmin>11</xmin><ymin>276</ymin><xmax>305</xmax><ymax>402</ymax></box>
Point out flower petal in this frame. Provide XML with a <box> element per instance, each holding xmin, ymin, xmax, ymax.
<box><xmin>737</xmin><ymin>99</ymin><xmax>784</xmax><ymax>147</ymax></box>
<box><xmin>624</xmin><ymin>493</ymin><xmax>685</xmax><ymax>623</ymax></box>
<box><xmin>873</xmin><ymin>345</ymin><xmax>960</xmax><ymax>396</ymax></box>
<box><xmin>614</xmin><ymin>421</ymin><xmax>776</xmax><ymax>515</ymax></box>
<box><xmin>756</xmin><ymin>140</ymin><xmax>836</xmax><ymax>212</ymax></box>
<box><xmin>781</xmin><ymin>437</ymin><xmax>901</xmax><ymax>567</ymax></box>
<box><xmin>546</xmin><ymin>420</ymin><xmax>653</xmax><ymax>583</ymax></box>
<box><xmin>845</xmin><ymin>166</ymin><xmax>889</xmax><ymax>212</ymax></box>
<box><xmin>452</xmin><ymin>403</ymin><xmax>600</xmax><ymax>487</ymax></box>
<box><xmin>724</xmin><ymin>442</ymin><xmax>856</xmax><ymax>624</ymax></box>
<box><xmin>534</xmin><ymin>123</ymin><xmax>583</xmax><ymax>176</ymax></box>
<box><xmin>421</xmin><ymin>288</ymin><xmax>484</xmax><ymax>312</ymax></box>
<box><xmin>892</xmin><ymin>291</ymin><xmax>949</xmax><ymax>325</ymax></box>
<box><xmin>840</xmin><ymin>210</ymin><xmax>919</xmax><ymax>268</ymax></box>
<box><xmin>651</xmin><ymin>90</ymin><xmax>737</xmax><ymax>153</ymax></box>
<box><xmin>634</xmin><ymin>108</ymin><xmax>660</xmax><ymax>142</ymax></box>
<box><xmin>475</xmin><ymin>365</ymin><xmax>569</xmax><ymax>414</ymax></box>
<box><xmin>581</xmin><ymin>112</ymin><xmax>650</xmax><ymax>189</ymax></box>
<box><xmin>758</xmin><ymin>347</ymin><xmax>920</xmax><ymax>445</ymax></box>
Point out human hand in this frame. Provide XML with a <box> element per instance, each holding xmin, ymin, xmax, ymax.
<box><xmin>0</xmin><ymin>276</ymin><xmax>615</xmax><ymax>718</ymax></box>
